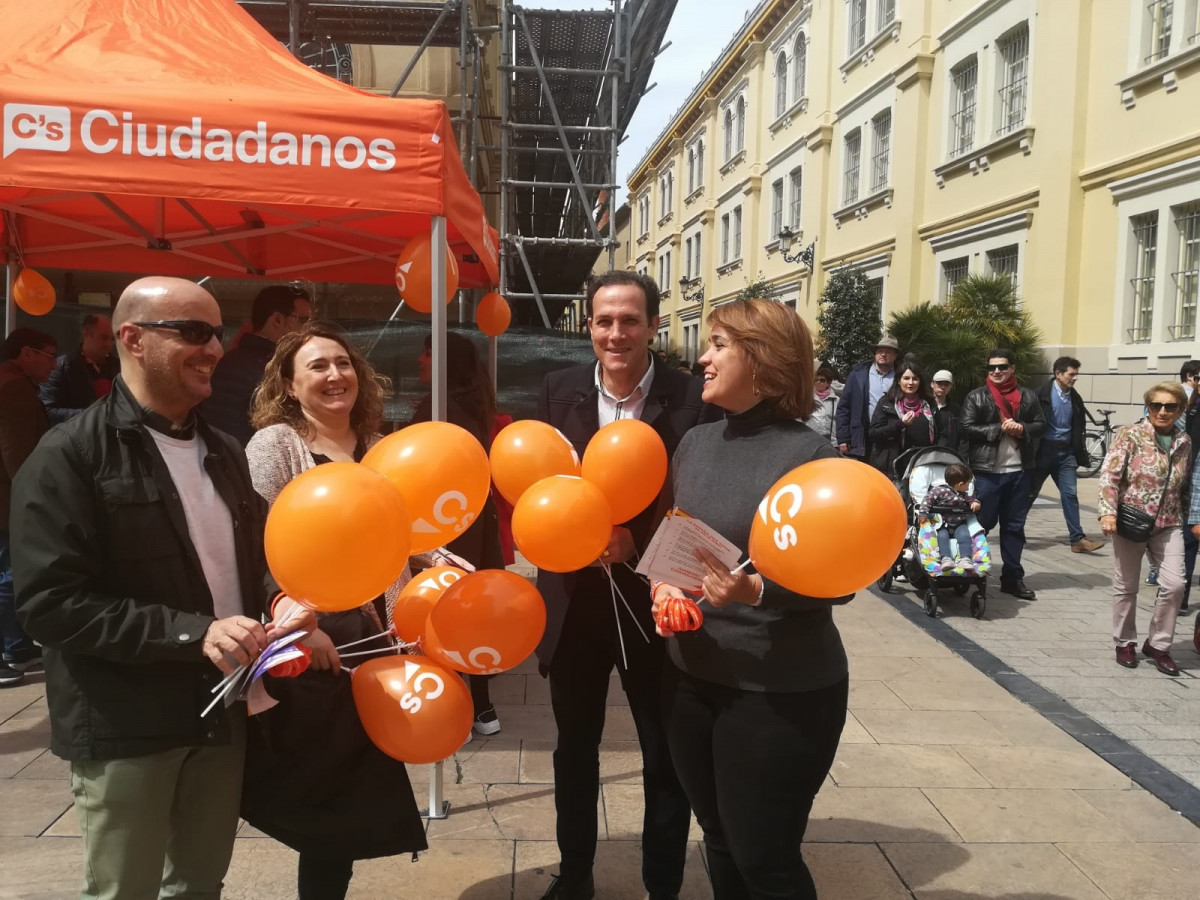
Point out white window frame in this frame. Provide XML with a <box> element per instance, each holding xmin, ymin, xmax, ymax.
<box><xmin>771</xmin><ymin>178</ymin><xmax>785</xmax><ymax>241</ymax></box>
<box><xmin>687</xmin><ymin>147</ymin><xmax>696</xmax><ymax>194</ymax></box>
<box><xmin>793</xmin><ymin>35</ymin><xmax>807</xmax><ymax>101</ymax></box>
<box><xmin>986</xmin><ymin>244</ymin><xmax>1020</xmax><ymax>286</ymax></box>
<box><xmin>848</xmin><ymin>0</ymin><xmax>868</xmax><ymax>55</ymax></box>
<box><xmin>949</xmin><ymin>56</ymin><xmax>978</xmax><ymax>158</ymax></box>
<box><xmin>870</xmin><ymin>109</ymin><xmax>891</xmax><ymax>192</ymax></box>
<box><xmin>789</xmin><ymin>167</ymin><xmax>803</xmax><ymax>229</ymax></box>
<box><xmin>775</xmin><ymin>52</ymin><xmax>789</xmax><ymax>118</ymax></box>
<box><xmin>927</xmin><ymin>211</ymin><xmax>1030</xmax><ymax>308</ymax></box>
<box><xmin>723</xmin><ymin>109</ymin><xmax>734</xmax><ymax>161</ymax></box>
<box><xmin>721</xmin><ymin>213</ymin><xmax>731</xmax><ymax>264</ymax></box>
<box><xmin>684</xmin><ymin>236</ymin><xmax>693</xmax><ymax>280</ymax></box>
<box><xmin>996</xmin><ymin>24</ymin><xmax>1029</xmax><ymax>137</ymax></box>
<box><xmin>1171</xmin><ymin>201</ymin><xmax>1200</xmax><ymax>340</ymax></box>
<box><xmin>877</xmin><ymin>0</ymin><xmax>895</xmax><ymax>29</ymax></box>
<box><xmin>733</xmin><ymin>205</ymin><xmax>743</xmax><ymax>259</ymax></box>
<box><xmin>843</xmin><ymin>128</ymin><xmax>862</xmax><ymax>204</ymax></box>
<box><xmin>735</xmin><ymin>97</ymin><xmax>746</xmax><ymax>152</ymax></box>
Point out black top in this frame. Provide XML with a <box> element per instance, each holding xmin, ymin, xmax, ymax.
<box><xmin>667</xmin><ymin>403</ymin><xmax>850</xmax><ymax>693</ymax></box>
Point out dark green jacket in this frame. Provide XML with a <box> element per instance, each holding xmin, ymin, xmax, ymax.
<box><xmin>12</xmin><ymin>377</ymin><xmax>275</xmax><ymax>761</ymax></box>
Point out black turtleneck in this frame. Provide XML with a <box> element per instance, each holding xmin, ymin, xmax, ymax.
<box><xmin>667</xmin><ymin>411</ymin><xmax>849</xmax><ymax>694</ymax></box>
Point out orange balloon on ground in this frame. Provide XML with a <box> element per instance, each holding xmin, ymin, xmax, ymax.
<box><xmin>476</xmin><ymin>291</ymin><xmax>512</xmax><ymax>337</ymax></box>
<box><xmin>489</xmin><ymin>420</ymin><xmax>580</xmax><ymax>506</ymax></box>
<box><xmin>13</xmin><ymin>269</ymin><xmax>55</xmax><ymax>316</ymax></box>
<box><xmin>362</xmin><ymin>422</ymin><xmax>491</xmax><ymax>555</ymax></box>
<box><xmin>749</xmin><ymin>458</ymin><xmax>906</xmax><ymax>598</ymax></box>
<box><xmin>512</xmin><ymin>475</ymin><xmax>612</xmax><ymax>573</ymax></box>
<box><xmin>581</xmin><ymin>419</ymin><xmax>668</xmax><ymax>524</ymax></box>
<box><xmin>392</xmin><ymin>566</ymin><xmax>466</xmax><ymax>643</ymax></box>
<box><xmin>266</xmin><ymin>463</ymin><xmax>411</xmax><ymax>612</ymax></box>
<box><xmin>422</xmin><ymin>570</ymin><xmax>546</xmax><ymax>674</ymax></box>
<box><xmin>394</xmin><ymin>234</ymin><xmax>460</xmax><ymax>313</ymax></box>
<box><xmin>352</xmin><ymin>655</ymin><xmax>473</xmax><ymax>764</ymax></box>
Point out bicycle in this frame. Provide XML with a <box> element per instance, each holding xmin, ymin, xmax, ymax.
<box><xmin>1078</xmin><ymin>408</ymin><xmax>1116</xmax><ymax>478</ymax></box>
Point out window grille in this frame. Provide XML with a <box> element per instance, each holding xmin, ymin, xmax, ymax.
<box><xmin>1129</xmin><ymin>212</ymin><xmax>1159</xmax><ymax>343</ymax></box>
<box><xmin>997</xmin><ymin>26</ymin><xmax>1029</xmax><ymax>136</ymax></box>
<box><xmin>843</xmin><ymin>130</ymin><xmax>861</xmax><ymax>204</ymax></box>
<box><xmin>950</xmin><ymin>58</ymin><xmax>978</xmax><ymax>157</ymax></box>
<box><xmin>870</xmin><ymin>110</ymin><xmax>891</xmax><ymax>192</ymax></box>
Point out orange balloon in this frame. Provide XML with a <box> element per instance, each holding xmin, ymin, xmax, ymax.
<box><xmin>352</xmin><ymin>655</ymin><xmax>473</xmax><ymax>764</ymax></box>
<box><xmin>265</xmin><ymin>463</ymin><xmax>411</xmax><ymax>612</ymax></box>
<box><xmin>13</xmin><ymin>268</ymin><xmax>55</xmax><ymax>316</ymax></box>
<box><xmin>362</xmin><ymin>422</ymin><xmax>491</xmax><ymax>555</ymax></box>
<box><xmin>476</xmin><ymin>291</ymin><xmax>512</xmax><ymax>337</ymax></box>
<box><xmin>489</xmin><ymin>420</ymin><xmax>580</xmax><ymax>506</ymax></box>
<box><xmin>512</xmin><ymin>475</ymin><xmax>612</xmax><ymax>573</ymax></box>
<box><xmin>394</xmin><ymin>234</ymin><xmax>460</xmax><ymax>314</ymax></box>
<box><xmin>392</xmin><ymin>565</ymin><xmax>466</xmax><ymax>643</ymax></box>
<box><xmin>422</xmin><ymin>570</ymin><xmax>546</xmax><ymax>674</ymax></box>
<box><xmin>581</xmin><ymin>419</ymin><xmax>668</xmax><ymax>524</ymax></box>
<box><xmin>749</xmin><ymin>458</ymin><xmax>906</xmax><ymax>598</ymax></box>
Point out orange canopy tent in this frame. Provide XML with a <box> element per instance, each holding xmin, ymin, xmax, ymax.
<box><xmin>0</xmin><ymin>0</ymin><xmax>499</xmax><ymax>290</ymax></box>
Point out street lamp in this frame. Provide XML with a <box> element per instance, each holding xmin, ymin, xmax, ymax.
<box><xmin>678</xmin><ymin>275</ymin><xmax>704</xmax><ymax>305</ymax></box>
<box><xmin>777</xmin><ymin>226</ymin><xmax>815</xmax><ymax>267</ymax></box>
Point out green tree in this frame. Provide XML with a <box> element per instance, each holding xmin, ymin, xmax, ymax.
<box><xmin>887</xmin><ymin>274</ymin><xmax>1044</xmax><ymax>402</ymax></box>
<box><xmin>815</xmin><ymin>268</ymin><xmax>882</xmax><ymax>377</ymax></box>
<box><xmin>737</xmin><ymin>275</ymin><xmax>776</xmax><ymax>302</ymax></box>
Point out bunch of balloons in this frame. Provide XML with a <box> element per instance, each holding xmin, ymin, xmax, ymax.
<box><xmin>490</xmin><ymin>418</ymin><xmax>668</xmax><ymax>572</ymax></box>
<box><xmin>261</xmin><ymin>419</ymin><xmax>549</xmax><ymax>764</ymax></box>
<box><xmin>392</xmin><ymin>236</ymin><xmax>513</xmax><ymax>339</ymax></box>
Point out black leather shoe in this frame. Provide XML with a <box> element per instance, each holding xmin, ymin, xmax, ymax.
<box><xmin>1000</xmin><ymin>580</ymin><xmax>1037</xmax><ymax>601</ymax></box>
<box><xmin>1142</xmin><ymin>640</ymin><xmax>1181</xmax><ymax>676</ymax></box>
<box><xmin>539</xmin><ymin>873</ymin><xmax>595</xmax><ymax>900</ymax></box>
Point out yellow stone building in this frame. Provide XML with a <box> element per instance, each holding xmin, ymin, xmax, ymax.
<box><xmin>623</xmin><ymin>0</ymin><xmax>1200</xmax><ymax>420</ymax></box>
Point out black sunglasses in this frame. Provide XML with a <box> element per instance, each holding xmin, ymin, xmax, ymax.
<box><xmin>987</xmin><ymin>364</ymin><xmax>1011</xmax><ymax>372</ymax></box>
<box><xmin>134</xmin><ymin>320</ymin><xmax>226</xmax><ymax>345</ymax></box>
<box><xmin>1149</xmin><ymin>402</ymin><xmax>1180</xmax><ymax>413</ymax></box>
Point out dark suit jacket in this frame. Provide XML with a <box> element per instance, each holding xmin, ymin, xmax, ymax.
<box><xmin>1035</xmin><ymin>380</ymin><xmax>1090</xmax><ymax>468</ymax></box>
<box><xmin>534</xmin><ymin>357</ymin><xmax>714</xmax><ymax>669</ymax></box>
<box><xmin>39</xmin><ymin>348</ymin><xmax>118</xmax><ymax>425</ymax></box>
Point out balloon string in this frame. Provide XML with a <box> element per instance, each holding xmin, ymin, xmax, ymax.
<box><xmin>605</xmin><ymin>564</ymin><xmax>629</xmax><ymax>672</ymax></box>
<box><xmin>339</xmin><ymin>646</ymin><xmax>400</xmax><ymax>661</ymax></box>
<box><xmin>605</xmin><ymin>563</ymin><xmax>649</xmax><ymax>644</ymax></box>
<box><xmin>730</xmin><ymin>559</ymin><xmax>753</xmax><ymax>575</ymax></box>
<box><xmin>334</xmin><ymin>629</ymin><xmax>396</xmax><ymax>652</ymax></box>
<box><xmin>622</xmin><ymin>561</ymin><xmax>650</xmax><ymax>584</ymax></box>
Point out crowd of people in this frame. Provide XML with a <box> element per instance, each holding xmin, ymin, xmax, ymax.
<box><xmin>1</xmin><ymin>270</ymin><xmax>1197</xmax><ymax>900</ymax></box>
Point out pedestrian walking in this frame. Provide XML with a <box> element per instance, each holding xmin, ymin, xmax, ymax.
<box><xmin>931</xmin><ymin>369</ymin><xmax>965</xmax><ymax>455</ymax></box>
<box><xmin>868</xmin><ymin>358</ymin><xmax>938</xmax><ymax>476</ymax></box>
<box><xmin>835</xmin><ymin>335</ymin><xmax>898</xmax><ymax>461</ymax></box>
<box><xmin>806</xmin><ymin>362</ymin><xmax>840</xmax><ymax>446</ymax></box>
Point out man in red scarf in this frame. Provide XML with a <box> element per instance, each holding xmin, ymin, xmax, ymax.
<box><xmin>960</xmin><ymin>348</ymin><xmax>1047</xmax><ymax>600</ymax></box>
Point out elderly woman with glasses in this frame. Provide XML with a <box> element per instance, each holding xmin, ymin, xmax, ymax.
<box><xmin>1099</xmin><ymin>382</ymin><xmax>1193</xmax><ymax>676</ymax></box>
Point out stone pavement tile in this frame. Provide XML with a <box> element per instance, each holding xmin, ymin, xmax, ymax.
<box><xmin>806</xmin><ymin>786</ymin><xmax>963</xmax><ymax>842</ymax></box>
<box><xmin>0</xmin><ymin>836</ymin><xmax>82</xmax><ymax>899</ymax></box>
<box><xmin>0</xmin><ymin>698</ymin><xmax>50</xmax><ymax>735</ymax></box>
<box><xmin>425</xmin><ymin>784</ymin><xmax>510</xmax><ymax>840</ymax></box>
<box><xmin>886</xmin><ymin>678</ymin><xmax>1022</xmax><ymax>712</ymax></box>
<box><xmin>491</xmin><ymin>704</ymin><xmax>557</xmax><ymax>741</ymax></box>
<box><xmin>525</xmin><ymin>673</ymin><xmax>550</xmax><ymax>704</ymax></box>
<box><xmin>1077</xmin><ymin>788</ymin><xmax>1200</xmax><ymax>842</ymax></box>
<box><xmin>1130</xmin><ymin>739</ymin><xmax>1200</xmax><ymax>758</ymax></box>
<box><xmin>514</xmin><ymin>835</ymin><xmax>711</xmax><ymax>899</ymax></box>
<box><xmin>842</xmin><ymin>629</ymin><xmax>952</xmax><ymax>658</ymax></box>
<box><xmin>888</xmin><ymin>656</ymin><xmax>998</xmax><ymax>684</ymax></box>
<box><xmin>804</xmin><ymin>843</ymin><xmax>912</xmax><ymax>899</ymax></box>
<box><xmin>485</xmin><ymin>673</ymin><xmax>526</xmax><ymax>704</ymax></box>
<box><xmin>605</xmin><ymin>675</ymin><xmax>630</xmax><ymax>707</ymax></box>
<box><xmin>837</xmin><ymin>711</ymin><xmax>876</xmax><ymax>744</ymax></box>
<box><xmin>975</xmin><ymin>709</ymin><xmax>1088</xmax><ymax>749</ymax></box>
<box><xmin>847</xmin><ymin>679</ymin><xmax>910</xmax><ymax>710</ymax></box>
<box><xmin>601</xmin><ymin>783</ymin><xmax>702</xmax><ymax>841</ymax></box>
<box><xmin>847</xmin><ymin>656</ymin><xmax>920</xmax><ymax>681</ymax></box>
<box><xmin>829</xmin><ymin>744</ymin><xmax>989</xmax><ymax>789</ymax></box>
<box><xmin>455</xmin><ymin>738</ymin><xmax>522</xmax><ymax>784</ymax></box>
<box><xmin>1057</xmin><ymin>842</ymin><xmax>1200</xmax><ymax>898</ymax></box>
<box><xmin>519</xmin><ymin>740</ymin><xmax>643</xmax><ymax>785</ymax></box>
<box><xmin>1152</xmin><ymin>754</ymin><xmax>1200</xmax><ymax>774</ymax></box>
<box><xmin>13</xmin><ymin>748</ymin><xmax>69</xmax><ymax>780</ymax></box>
<box><xmin>0</xmin><ymin>729</ymin><xmax>53</xmax><ymax>779</ymax></box>
<box><xmin>0</xmin><ymin>779</ymin><xmax>72</xmax><ymax>836</ymax></box>
<box><xmin>854</xmin><ymin>709</ymin><xmax>1011</xmax><ymax>746</ymax></box>
<box><xmin>882</xmin><ymin>842</ymin><xmax>1108</xmax><ymax>899</ymax></box>
<box><xmin>44</xmin><ymin>805</ymin><xmax>79</xmax><ymax>836</ymax></box>
<box><xmin>446</xmin><ymin>782</ymin><xmax>597</xmax><ymax>842</ymax></box>
<box><xmin>952</xmin><ymin>745</ymin><xmax>1131</xmax><ymax>789</ymax></box>
<box><xmin>922</xmin><ymin>788</ymin><xmax>1133</xmax><ymax>842</ymax></box>
<box><xmin>0</xmin><ymin>683</ymin><xmax>44</xmax><ymax>726</ymax></box>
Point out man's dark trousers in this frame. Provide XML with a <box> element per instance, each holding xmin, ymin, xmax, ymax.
<box><xmin>549</xmin><ymin>568</ymin><xmax>690</xmax><ymax>894</ymax></box>
<box><xmin>1031</xmin><ymin>442</ymin><xmax>1085</xmax><ymax>544</ymax></box>
<box><xmin>975</xmin><ymin>471</ymin><xmax>1033</xmax><ymax>584</ymax></box>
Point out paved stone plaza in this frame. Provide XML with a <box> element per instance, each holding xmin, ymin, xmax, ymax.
<box><xmin>4</xmin><ymin>494</ymin><xmax>1200</xmax><ymax>898</ymax></box>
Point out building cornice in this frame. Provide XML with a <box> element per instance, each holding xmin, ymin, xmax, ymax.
<box><xmin>1106</xmin><ymin>155</ymin><xmax>1200</xmax><ymax>201</ymax></box>
<box><xmin>766</xmin><ymin>135</ymin><xmax>809</xmax><ymax>170</ymax></box>
<box><xmin>895</xmin><ymin>52</ymin><xmax>936</xmax><ymax>91</ymax></box>
<box><xmin>917</xmin><ymin>188</ymin><xmax>1040</xmax><ymax>243</ymax></box>
<box><xmin>820</xmin><ymin>240</ymin><xmax>896</xmax><ymax>272</ymax></box>
<box><xmin>1118</xmin><ymin>44</ymin><xmax>1200</xmax><ymax>109</ymax></box>
<box><xmin>828</xmin><ymin>249</ymin><xmax>893</xmax><ymax>274</ymax></box>
<box><xmin>933</xmin><ymin>126</ymin><xmax>1035</xmax><ymax>189</ymax></box>
<box><xmin>839</xmin><ymin>18</ymin><xmax>902</xmax><ymax>80</ymax></box>
<box><xmin>1079</xmin><ymin>137</ymin><xmax>1200</xmax><ymax>192</ymax></box>
<box><xmin>938</xmin><ymin>0</ymin><xmax>1011</xmax><ymax>45</ymax></box>
<box><xmin>925</xmin><ymin>210</ymin><xmax>1033</xmax><ymax>253</ymax></box>
<box><xmin>835</xmin><ymin>71</ymin><xmax>896</xmax><ymax>120</ymax></box>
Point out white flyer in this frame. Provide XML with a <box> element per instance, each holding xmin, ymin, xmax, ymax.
<box><xmin>635</xmin><ymin>509</ymin><xmax>744</xmax><ymax>594</ymax></box>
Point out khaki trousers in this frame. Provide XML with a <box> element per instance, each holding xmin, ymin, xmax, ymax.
<box><xmin>1112</xmin><ymin>528</ymin><xmax>1184</xmax><ymax>652</ymax></box>
<box><xmin>70</xmin><ymin>711</ymin><xmax>246</xmax><ymax>900</ymax></box>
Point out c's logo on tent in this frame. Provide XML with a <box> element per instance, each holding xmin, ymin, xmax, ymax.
<box><xmin>3</xmin><ymin>104</ymin><xmax>71</xmax><ymax>159</ymax></box>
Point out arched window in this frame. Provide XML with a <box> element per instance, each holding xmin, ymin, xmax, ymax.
<box><xmin>735</xmin><ymin>97</ymin><xmax>746</xmax><ymax>152</ymax></box>
<box><xmin>687</xmin><ymin>148</ymin><xmax>695</xmax><ymax>193</ymax></box>
<box><xmin>696</xmin><ymin>140</ymin><xmax>704</xmax><ymax>185</ymax></box>
<box><xmin>794</xmin><ymin>35</ymin><xmax>807</xmax><ymax>100</ymax></box>
<box><xmin>724</xmin><ymin>109</ymin><xmax>734</xmax><ymax>160</ymax></box>
<box><xmin>775</xmin><ymin>52</ymin><xmax>789</xmax><ymax>117</ymax></box>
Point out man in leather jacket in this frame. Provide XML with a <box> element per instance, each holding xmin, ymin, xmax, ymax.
<box><xmin>12</xmin><ymin>277</ymin><xmax>313</xmax><ymax>900</ymax></box>
<box><xmin>960</xmin><ymin>348</ymin><xmax>1046</xmax><ymax>600</ymax></box>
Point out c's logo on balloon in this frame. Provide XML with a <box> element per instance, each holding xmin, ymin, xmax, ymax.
<box><xmin>468</xmin><ymin>646</ymin><xmax>502</xmax><ymax>673</ymax></box>
<box><xmin>758</xmin><ymin>484</ymin><xmax>802</xmax><ymax>551</ymax></box>
<box><xmin>399</xmin><ymin>668</ymin><xmax>445</xmax><ymax>714</ymax></box>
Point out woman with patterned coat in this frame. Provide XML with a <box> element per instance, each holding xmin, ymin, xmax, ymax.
<box><xmin>1099</xmin><ymin>381</ymin><xmax>1192</xmax><ymax>676</ymax></box>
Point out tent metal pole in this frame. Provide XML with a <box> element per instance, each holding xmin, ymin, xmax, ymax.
<box><xmin>5</xmin><ymin>264</ymin><xmax>15</xmax><ymax>337</ymax></box>
<box><xmin>458</xmin><ymin>0</ymin><xmax>470</xmax><ymax>163</ymax></box>
<box><xmin>609</xmin><ymin>0</ymin><xmax>621</xmax><ymax>271</ymax></box>
<box><xmin>499</xmin><ymin>0</ymin><xmax>510</xmax><ymax>309</ymax></box>
<box><xmin>287</xmin><ymin>0</ymin><xmax>300</xmax><ymax>53</ymax></box>
<box><xmin>430</xmin><ymin>215</ymin><xmax>448</xmax><ymax>423</ymax></box>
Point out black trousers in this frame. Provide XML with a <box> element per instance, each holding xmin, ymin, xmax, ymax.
<box><xmin>662</xmin><ymin>667</ymin><xmax>849</xmax><ymax>900</ymax></box>
<box><xmin>297</xmin><ymin>853</ymin><xmax>354</xmax><ymax>900</ymax></box>
<box><xmin>548</xmin><ymin>574</ymin><xmax>691</xmax><ymax>893</ymax></box>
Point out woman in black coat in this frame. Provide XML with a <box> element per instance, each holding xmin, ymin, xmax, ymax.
<box><xmin>868</xmin><ymin>360</ymin><xmax>939</xmax><ymax>477</ymax></box>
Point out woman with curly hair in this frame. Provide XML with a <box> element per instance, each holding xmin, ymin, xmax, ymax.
<box><xmin>240</xmin><ymin>322</ymin><xmax>426</xmax><ymax>900</ymax></box>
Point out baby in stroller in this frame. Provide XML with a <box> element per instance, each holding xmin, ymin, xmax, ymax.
<box><xmin>919</xmin><ymin>463</ymin><xmax>981</xmax><ymax>574</ymax></box>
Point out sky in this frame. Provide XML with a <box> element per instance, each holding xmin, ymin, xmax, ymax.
<box><xmin>543</xmin><ymin>0</ymin><xmax>762</xmax><ymax>207</ymax></box>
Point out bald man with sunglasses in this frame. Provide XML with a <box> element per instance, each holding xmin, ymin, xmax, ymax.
<box><xmin>10</xmin><ymin>276</ymin><xmax>314</xmax><ymax>900</ymax></box>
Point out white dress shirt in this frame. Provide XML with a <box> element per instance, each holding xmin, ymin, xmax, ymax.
<box><xmin>595</xmin><ymin>355</ymin><xmax>656</xmax><ymax>426</ymax></box>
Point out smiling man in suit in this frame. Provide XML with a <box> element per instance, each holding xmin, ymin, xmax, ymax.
<box><xmin>534</xmin><ymin>271</ymin><xmax>711</xmax><ymax>900</ymax></box>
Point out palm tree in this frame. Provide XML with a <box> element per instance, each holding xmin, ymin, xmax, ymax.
<box><xmin>887</xmin><ymin>275</ymin><xmax>1043</xmax><ymax>402</ymax></box>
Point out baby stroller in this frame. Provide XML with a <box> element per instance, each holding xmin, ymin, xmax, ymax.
<box><xmin>876</xmin><ymin>445</ymin><xmax>991</xmax><ymax>619</ymax></box>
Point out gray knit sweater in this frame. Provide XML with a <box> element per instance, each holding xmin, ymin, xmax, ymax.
<box><xmin>667</xmin><ymin>408</ymin><xmax>850</xmax><ymax>693</ymax></box>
